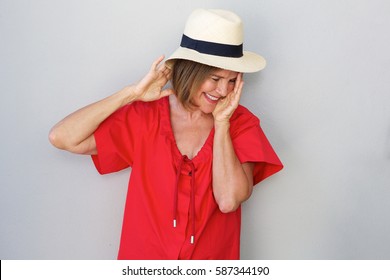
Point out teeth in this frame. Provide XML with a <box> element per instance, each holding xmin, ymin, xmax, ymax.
<box><xmin>206</xmin><ymin>93</ymin><xmax>219</xmax><ymax>101</ymax></box>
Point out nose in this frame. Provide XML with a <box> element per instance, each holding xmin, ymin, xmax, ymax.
<box><xmin>215</xmin><ymin>81</ymin><xmax>229</xmax><ymax>97</ymax></box>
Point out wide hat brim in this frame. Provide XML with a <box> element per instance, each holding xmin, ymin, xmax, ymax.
<box><xmin>165</xmin><ymin>47</ymin><xmax>266</xmax><ymax>73</ymax></box>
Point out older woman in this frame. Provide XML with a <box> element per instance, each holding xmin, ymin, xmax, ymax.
<box><xmin>49</xmin><ymin>9</ymin><xmax>283</xmax><ymax>259</ymax></box>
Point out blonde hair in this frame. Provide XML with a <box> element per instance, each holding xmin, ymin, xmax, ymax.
<box><xmin>170</xmin><ymin>59</ymin><xmax>218</xmax><ymax>110</ymax></box>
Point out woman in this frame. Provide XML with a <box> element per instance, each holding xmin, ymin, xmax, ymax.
<box><xmin>49</xmin><ymin>9</ymin><xmax>283</xmax><ymax>259</ymax></box>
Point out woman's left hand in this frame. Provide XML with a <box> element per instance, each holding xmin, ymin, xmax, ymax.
<box><xmin>212</xmin><ymin>73</ymin><xmax>244</xmax><ymax>124</ymax></box>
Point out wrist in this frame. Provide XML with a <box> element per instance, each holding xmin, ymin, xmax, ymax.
<box><xmin>118</xmin><ymin>85</ymin><xmax>138</xmax><ymax>106</ymax></box>
<box><xmin>214</xmin><ymin>119</ymin><xmax>230</xmax><ymax>131</ymax></box>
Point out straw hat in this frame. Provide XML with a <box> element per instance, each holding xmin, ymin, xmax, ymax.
<box><xmin>165</xmin><ymin>9</ymin><xmax>266</xmax><ymax>73</ymax></box>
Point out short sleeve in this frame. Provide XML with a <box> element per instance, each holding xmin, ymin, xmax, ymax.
<box><xmin>231</xmin><ymin>106</ymin><xmax>283</xmax><ymax>186</ymax></box>
<box><xmin>91</xmin><ymin>103</ymin><xmax>142</xmax><ymax>175</ymax></box>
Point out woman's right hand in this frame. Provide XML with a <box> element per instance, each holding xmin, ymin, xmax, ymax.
<box><xmin>129</xmin><ymin>55</ymin><xmax>173</xmax><ymax>103</ymax></box>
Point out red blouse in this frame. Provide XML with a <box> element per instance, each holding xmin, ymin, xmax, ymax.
<box><xmin>92</xmin><ymin>96</ymin><xmax>283</xmax><ymax>259</ymax></box>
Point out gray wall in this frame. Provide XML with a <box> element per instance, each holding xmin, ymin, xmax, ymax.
<box><xmin>1</xmin><ymin>0</ymin><xmax>389</xmax><ymax>259</ymax></box>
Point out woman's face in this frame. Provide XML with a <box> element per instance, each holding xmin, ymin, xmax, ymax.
<box><xmin>192</xmin><ymin>69</ymin><xmax>238</xmax><ymax>114</ymax></box>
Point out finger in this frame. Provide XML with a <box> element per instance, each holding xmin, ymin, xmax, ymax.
<box><xmin>228</xmin><ymin>80</ymin><xmax>243</xmax><ymax>108</ymax></box>
<box><xmin>234</xmin><ymin>74</ymin><xmax>244</xmax><ymax>95</ymax></box>
<box><xmin>151</xmin><ymin>55</ymin><xmax>165</xmax><ymax>71</ymax></box>
<box><xmin>162</xmin><ymin>66</ymin><xmax>171</xmax><ymax>76</ymax></box>
<box><xmin>233</xmin><ymin>81</ymin><xmax>244</xmax><ymax>103</ymax></box>
<box><xmin>161</xmin><ymin>88</ymin><xmax>174</xmax><ymax>97</ymax></box>
<box><xmin>234</xmin><ymin>73</ymin><xmax>243</xmax><ymax>92</ymax></box>
<box><xmin>236</xmin><ymin>80</ymin><xmax>243</xmax><ymax>95</ymax></box>
<box><xmin>163</xmin><ymin>67</ymin><xmax>172</xmax><ymax>80</ymax></box>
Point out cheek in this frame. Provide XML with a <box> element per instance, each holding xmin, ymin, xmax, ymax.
<box><xmin>200</xmin><ymin>81</ymin><xmax>217</xmax><ymax>92</ymax></box>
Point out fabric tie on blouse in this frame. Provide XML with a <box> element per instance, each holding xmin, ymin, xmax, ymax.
<box><xmin>173</xmin><ymin>155</ymin><xmax>196</xmax><ymax>244</ymax></box>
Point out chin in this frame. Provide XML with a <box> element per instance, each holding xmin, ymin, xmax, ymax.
<box><xmin>200</xmin><ymin>105</ymin><xmax>216</xmax><ymax>115</ymax></box>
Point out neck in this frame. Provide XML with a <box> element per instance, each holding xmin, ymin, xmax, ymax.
<box><xmin>169</xmin><ymin>94</ymin><xmax>212</xmax><ymax>122</ymax></box>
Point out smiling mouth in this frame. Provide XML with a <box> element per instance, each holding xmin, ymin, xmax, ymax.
<box><xmin>205</xmin><ymin>93</ymin><xmax>219</xmax><ymax>102</ymax></box>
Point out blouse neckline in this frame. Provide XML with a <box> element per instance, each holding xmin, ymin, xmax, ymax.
<box><xmin>159</xmin><ymin>96</ymin><xmax>215</xmax><ymax>164</ymax></box>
